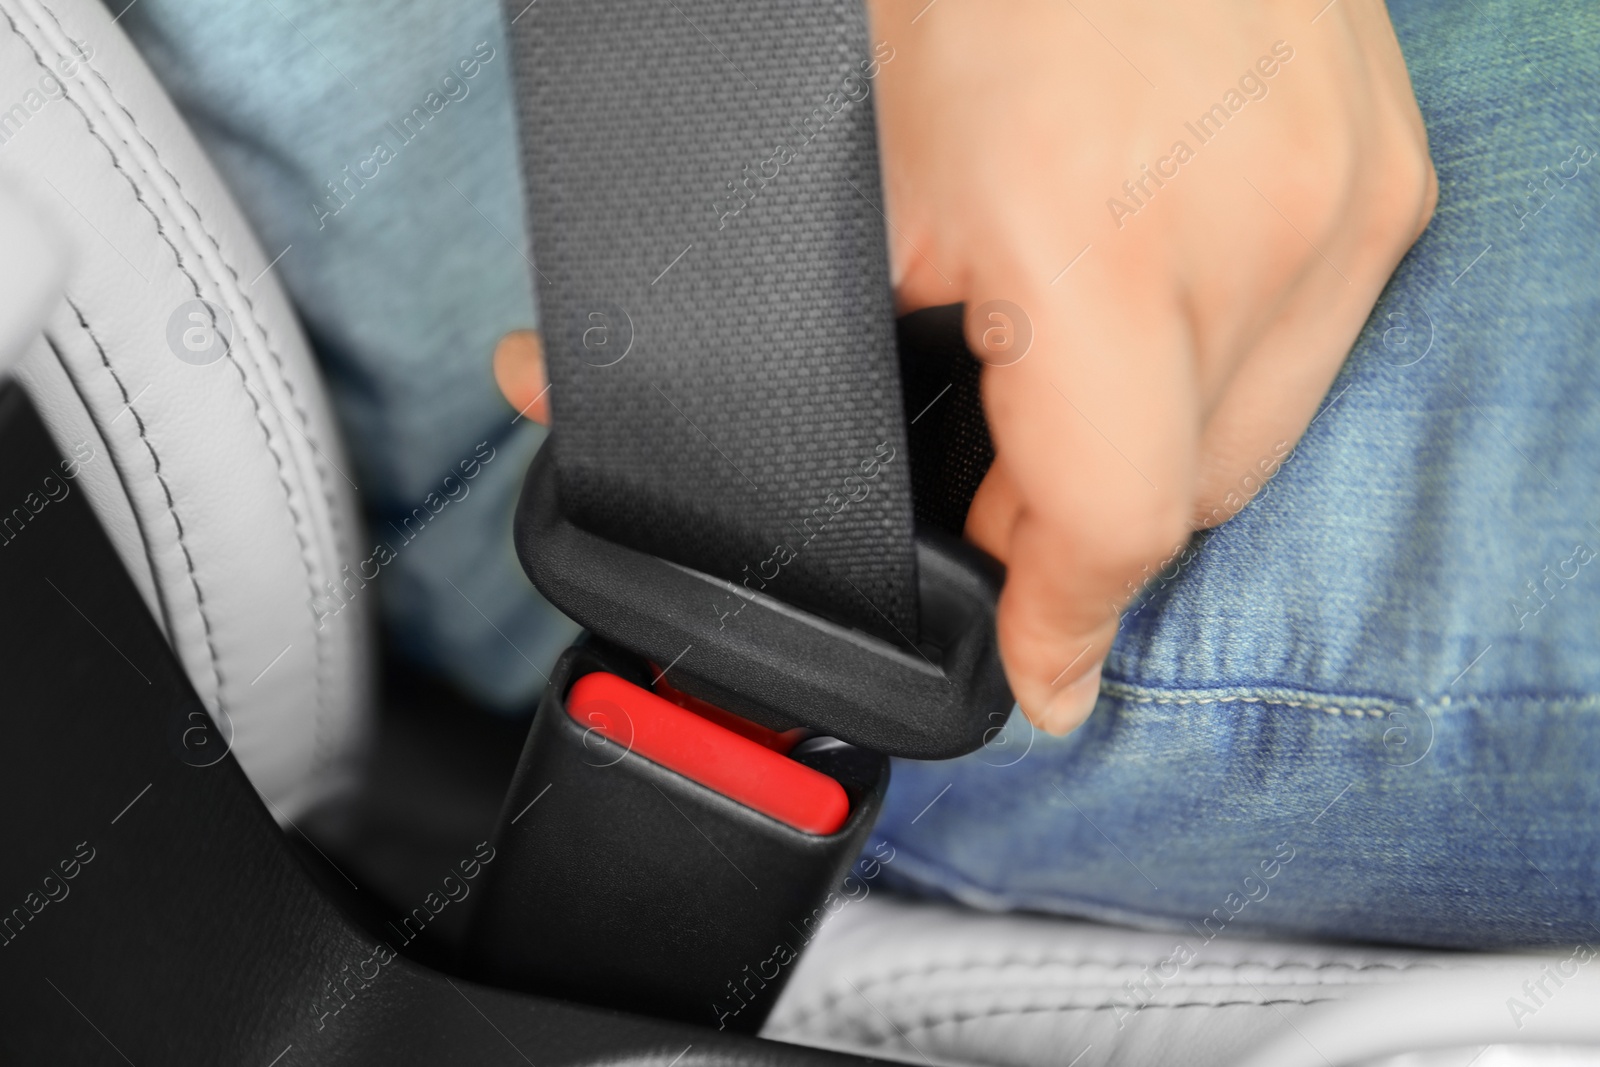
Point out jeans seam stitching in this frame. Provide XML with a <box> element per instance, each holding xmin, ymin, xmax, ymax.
<box><xmin>1101</xmin><ymin>681</ymin><xmax>1600</xmax><ymax>716</ymax></box>
<box><xmin>1102</xmin><ymin>682</ymin><xmax>1395</xmax><ymax>717</ymax></box>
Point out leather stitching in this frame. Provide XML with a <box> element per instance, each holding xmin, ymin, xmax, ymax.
<box><xmin>774</xmin><ymin>996</ymin><xmax>1337</xmax><ymax>1044</ymax></box>
<box><xmin>58</xmin><ymin>296</ymin><xmax>225</xmax><ymax>695</ymax></box>
<box><xmin>40</xmin><ymin>335</ymin><xmax>172</xmax><ymax>634</ymax></box>
<box><xmin>907</xmin><ymin>998</ymin><xmax>1334</xmax><ymax>1037</ymax></box>
<box><xmin>1</xmin><ymin>0</ymin><xmax>227</xmax><ymax>703</ymax></box>
<box><xmin>31</xmin><ymin>0</ymin><xmax>336</xmax><ymax>775</ymax></box>
<box><xmin>771</xmin><ymin>955</ymin><xmax>1436</xmax><ymax>1034</ymax></box>
<box><xmin>38</xmin><ymin>0</ymin><xmax>342</xmax><ymax>775</ymax></box>
<box><xmin>14</xmin><ymin>0</ymin><xmax>335</xmax><ymax>754</ymax></box>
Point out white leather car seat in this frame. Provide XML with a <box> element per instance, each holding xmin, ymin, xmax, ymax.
<box><xmin>0</xmin><ymin>0</ymin><xmax>371</xmax><ymax>820</ymax></box>
<box><xmin>767</xmin><ymin>895</ymin><xmax>1600</xmax><ymax>1067</ymax></box>
<box><xmin>3</xmin><ymin>3</ymin><xmax>1595</xmax><ymax>1065</ymax></box>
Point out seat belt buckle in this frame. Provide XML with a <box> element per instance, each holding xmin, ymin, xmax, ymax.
<box><xmin>463</xmin><ymin>639</ymin><xmax>889</xmax><ymax>1032</ymax></box>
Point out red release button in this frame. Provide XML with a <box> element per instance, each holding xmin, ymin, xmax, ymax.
<box><xmin>566</xmin><ymin>671</ymin><xmax>850</xmax><ymax>835</ymax></box>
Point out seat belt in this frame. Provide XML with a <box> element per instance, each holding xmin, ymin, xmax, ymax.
<box><xmin>501</xmin><ymin>0</ymin><xmax>1010</xmax><ymax>761</ymax></box>
<box><xmin>510</xmin><ymin>0</ymin><xmax>917</xmax><ymax>643</ymax></box>
<box><xmin>462</xmin><ymin>0</ymin><xmax>1014</xmax><ymax>1035</ymax></box>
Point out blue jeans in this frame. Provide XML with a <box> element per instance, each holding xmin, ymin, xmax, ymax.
<box><xmin>872</xmin><ymin>0</ymin><xmax>1600</xmax><ymax>949</ymax></box>
<box><xmin>119</xmin><ymin>0</ymin><xmax>1599</xmax><ymax>947</ymax></box>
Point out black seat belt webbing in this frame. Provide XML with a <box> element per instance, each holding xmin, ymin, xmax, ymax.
<box><xmin>507</xmin><ymin>0</ymin><xmax>919</xmax><ymax>643</ymax></box>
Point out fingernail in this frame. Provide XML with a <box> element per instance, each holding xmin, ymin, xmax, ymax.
<box><xmin>1040</xmin><ymin>662</ymin><xmax>1103</xmax><ymax>735</ymax></box>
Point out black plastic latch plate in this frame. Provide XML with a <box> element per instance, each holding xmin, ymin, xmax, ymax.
<box><xmin>514</xmin><ymin>440</ymin><xmax>1013</xmax><ymax>759</ymax></box>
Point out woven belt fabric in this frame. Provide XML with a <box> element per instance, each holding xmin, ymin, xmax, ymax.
<box><xmin>505</xmin><ymin>0</ymin><xmax>919</xmax><ymax>642</ymax></box>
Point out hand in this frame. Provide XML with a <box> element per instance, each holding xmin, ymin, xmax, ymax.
<box><xmin>865</xmin><ymin>0</ymin><xmax>1436</xmax><ymax>734</ymax></box>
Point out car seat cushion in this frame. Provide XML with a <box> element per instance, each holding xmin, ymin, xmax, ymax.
<box><xmin>0</xmin><ymin>0</ymin><xmax>372</xmax><ymax>818</ymax></box>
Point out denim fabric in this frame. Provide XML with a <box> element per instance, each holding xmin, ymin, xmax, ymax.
<box><xmin>113</xmin><ymin>0</ymin><xmax>579</xmax><ymax>710</ymax></box>
<box><xmin>118</xmin><ymin>0</ymin><xmax>1600</xmax><ymax>947</ymax></box>
<box><xmin>871</xmin><ymin>0</ymin><xmax>1600</xmax><ymax>949</ymax></box>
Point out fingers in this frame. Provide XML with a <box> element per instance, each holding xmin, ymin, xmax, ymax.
<box><xmin>972</xmin><ymin>254</ymin><xmax>1198</xmax><ymax>734</ymax></box>
<box><xmin>964</xmin><ymin>458</ymin><xmax>1023</xmax><ymax>562</ymax></box>
<box><xmin>493</xmin><ymin>330</ymin><xmax>550</xmax><ymax>425</ymax></box>
<box><xmin>996</xmin><ymin>513</ymin><xmax>1122</xmax><ymax>735</ymax></box>
<box><xmin>863</xmin><ymin>0</ymin><xmax>1437</xmax><ymax>741</ymax></box>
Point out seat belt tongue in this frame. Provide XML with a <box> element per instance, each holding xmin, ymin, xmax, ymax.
<box><xmin>504</xmin><ymin>0</ymin><xmax>1011</xmax><ymax>758</ymax></box>
<box><xmin>518</xmin><ymin>445</ymin><xmax>1010</xmax><ymax>757</ymax></box>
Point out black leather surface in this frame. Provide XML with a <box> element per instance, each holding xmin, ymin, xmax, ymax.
<box><xmin>0</xmin><ymin>382</ymin><xmax>880</xmax><ymax>1066</ymax></box>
